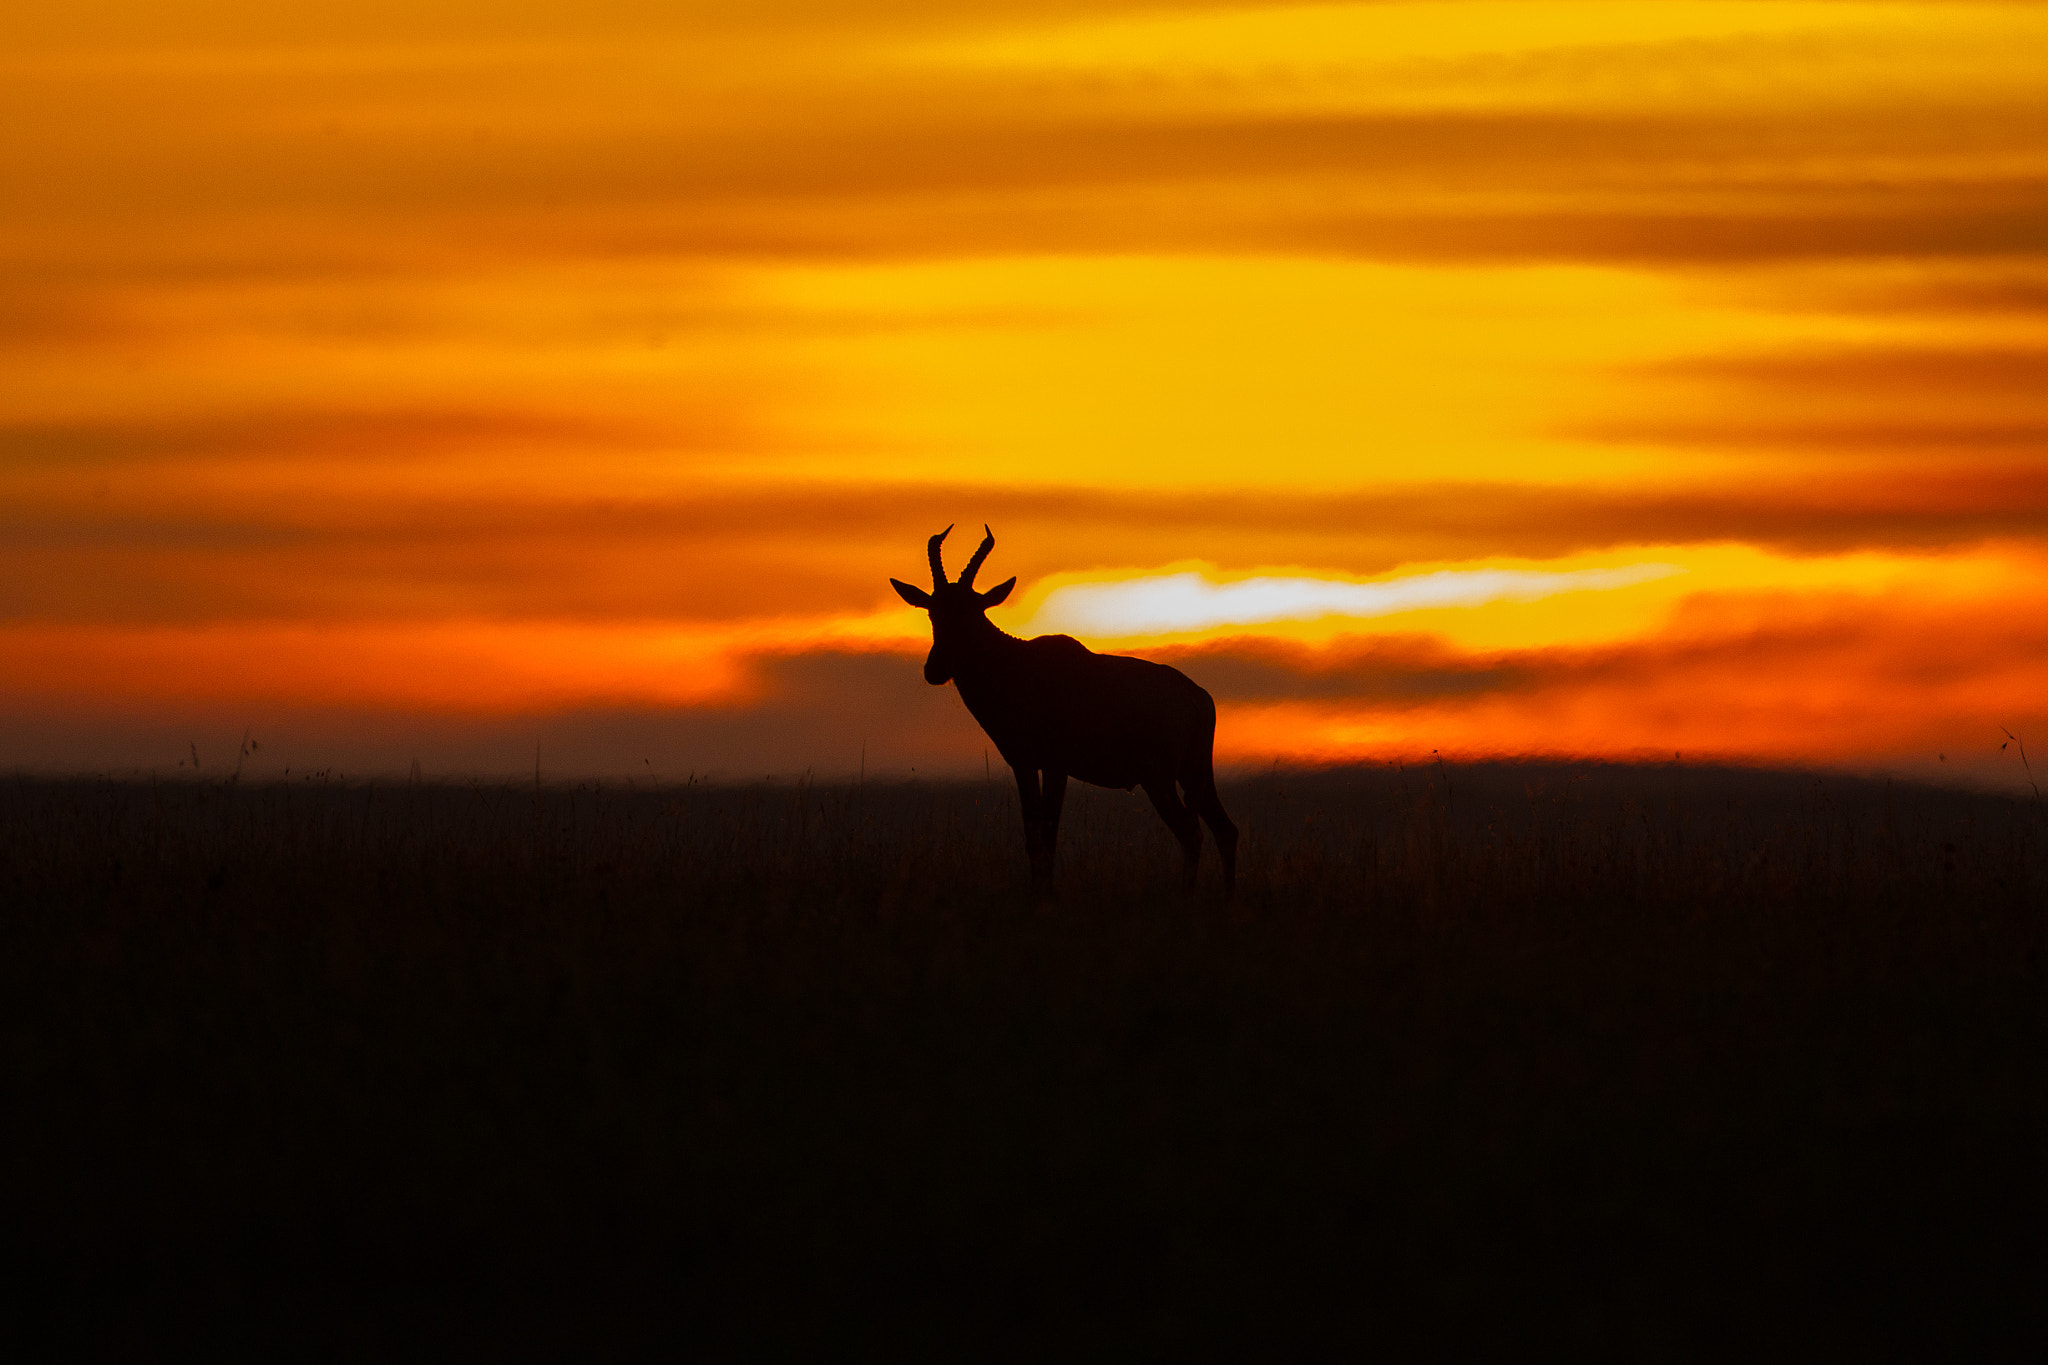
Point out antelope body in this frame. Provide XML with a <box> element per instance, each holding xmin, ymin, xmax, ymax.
<box><xmin>891</xmin><ymin>526</ymin><xmax>1238</xmax><ymax>898</ymax></box>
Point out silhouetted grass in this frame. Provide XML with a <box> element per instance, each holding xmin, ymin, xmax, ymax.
<box><xmin>3</xmin><ymin>764</ymin><xmax>2045</xmax><ymax>1355</ymax></box>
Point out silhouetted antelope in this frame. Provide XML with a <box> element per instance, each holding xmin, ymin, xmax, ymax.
<box><xmin>891</xmin><ymin>525</ymin><xmax>1238</xmax><ymax>898</ymax></box>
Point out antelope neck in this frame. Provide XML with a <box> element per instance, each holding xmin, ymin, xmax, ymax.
<box><xmin>947</xmin><ymin>618</ymin><xmax>1023</xmax><ymax>673</ymax></box>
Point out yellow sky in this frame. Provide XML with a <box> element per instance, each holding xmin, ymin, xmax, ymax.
<box><xmin>3</xmin><ymin>2</ymin><xmax>2045</xmax><ymax>782</ymax></box>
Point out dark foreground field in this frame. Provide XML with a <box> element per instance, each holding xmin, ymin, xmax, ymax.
<box><xmin>4</xmin><ymin>764</ymin><xmax>2046</xmax><ymax>1355</ymax></box>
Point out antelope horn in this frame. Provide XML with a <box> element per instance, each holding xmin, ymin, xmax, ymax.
<box><xmin>927</xmin><ymin>524</ymin><xmax>953</xmax><ymax>586</ymax></box>
<box><xmin>960</xmin><ymin>524</ymin><xmax>995</xmax><ymax>588</ymax></box>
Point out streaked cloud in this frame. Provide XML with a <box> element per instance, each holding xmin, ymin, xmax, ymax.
<box><xmin>1213</xmin><ymin>585</ymin><xmax>2048</xmax><ymax>779</ymax></box>
<box><xmin>15</xmin><ymin>472</ymin><xmax>2043</xmax><ymax>627</ymax></box>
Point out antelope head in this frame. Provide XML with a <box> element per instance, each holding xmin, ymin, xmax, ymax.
<box><xmin>890</xmin><ymin>524</ymin><xmax>1017</xmax><ymax>685</ymax></box>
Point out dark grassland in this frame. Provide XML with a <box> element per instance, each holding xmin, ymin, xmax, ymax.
<box><xmin>4</xmin><ymin>764</ymin><xmax>2045</xmax><ymax>1356</ymax></box>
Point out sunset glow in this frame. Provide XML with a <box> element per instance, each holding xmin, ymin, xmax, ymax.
<box><xmin>1026</xmin><ymin>563</ymin><xmax>1686</xmax><ymax>636</ymax></box>
<box><xmin>5</xmin><ymin>1</ymin><xmax>2045</xmax><ymax>782</ymax></box>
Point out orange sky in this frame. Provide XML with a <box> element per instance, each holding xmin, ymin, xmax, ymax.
<box><xmin>4</xmin><ymin>1</ymin><xmax>2046</xmax><ymax>785</ymax></box>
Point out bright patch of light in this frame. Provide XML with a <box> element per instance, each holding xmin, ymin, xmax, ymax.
<box><xmin>1030</xmin><ymin>563</ymin><xmax>1684</xmax><ymax>636</ymax></box>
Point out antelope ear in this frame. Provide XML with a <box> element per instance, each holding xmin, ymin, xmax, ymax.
<box><xmin>890</xmin><ymin>578</ymin><xmax>933</xmax><ymax>608</ymax></box>
<box><xmin>979</xmin><ymin>577</ymin><xmax>1016</xmax><ymax>607</ymax></box>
